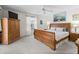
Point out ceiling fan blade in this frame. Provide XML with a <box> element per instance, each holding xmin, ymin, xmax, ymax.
<box><xmin>45</xmin><ymin>9</ymin><xmax>53</xmax><ymax>12</ymax></box>
<box><xmin>42</xmin><ymin>7</ymin><xmax>53</xmax><ymax>12</ymax></box>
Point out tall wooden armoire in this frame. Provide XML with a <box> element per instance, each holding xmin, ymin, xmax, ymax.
<box><xmin>2</xmin><ymin>17</ymin><xmax>20</xmax><ymax>44</ymax></box>
<box><xmin>8</xmin><ymin>18</ymin><xmax>20</xmax><ymax>44</ymax></box>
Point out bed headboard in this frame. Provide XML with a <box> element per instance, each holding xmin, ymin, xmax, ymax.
<box><xmin>49</xmin><ymin>23</ymin><xmax>71</xmax><ymax>32</ymax></box>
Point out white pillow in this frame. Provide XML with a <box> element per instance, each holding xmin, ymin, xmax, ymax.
<box><xmin>56</xmin><ymin>28</ymin><xmax>64</xmax><ymax>32</ymax></box>
<box><xmin>51</xmin><ymin>27</ymin><xmax>56</xmax><ymax>31</ymax></box>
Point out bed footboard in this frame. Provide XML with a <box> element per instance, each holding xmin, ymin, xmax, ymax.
<box><xmin>34</xmin><ymin>29</ymin><xmax>56</xmax><ymax>50</ymax></box>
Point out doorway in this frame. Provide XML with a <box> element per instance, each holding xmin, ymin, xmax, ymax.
<box><xmin>26</xmin><ymin>16</ymin><xmax>37</xmax><ymax>35</ymax></box>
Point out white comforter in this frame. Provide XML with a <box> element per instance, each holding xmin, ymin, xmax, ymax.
<box><xmin>45</xmin><ymin>29</ymin><xmax>69</xmax><ymax>41</ymax></box>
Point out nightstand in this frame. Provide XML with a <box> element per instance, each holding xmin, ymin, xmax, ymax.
<box><xmin>70</xmin><ymin>32</ymin><xmax>79</xmax><ymax>42</ymax></box>
<box><xmin>75</xmin><ymin>44</ymin><xmax>79</xmax><ymax>54</ymax></box>
<box><xmin>75</xmin><ymin>38</ymin><xmax>79</xmax><ymax>54</ymax></box>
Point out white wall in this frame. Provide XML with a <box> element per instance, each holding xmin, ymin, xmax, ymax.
<box><xmin>26</xmin><ymin>17</ymin><xmax>32</xmax><ymax>34</ymax></box>
<box><xmin>26</xmin><ymin>16</ymin><xmax>37</xmax><ymax>35</ymax></box>
<box><xmin>0</xmin><ymin>6</ymin><xmax>2</xmax><ymax>17</ymax></box>
<box><xmin>18</xmin><ymin>13</ymin><xmax>27</xmax><ymax>36</ymax></box>
<box><xmin>51</xmin><ymin>9</ymin><xmax>72</xmax><ymax>23</ymax></box>
<box><xmin>37</xmin><ymin>15</ymin><xmax>47</xmax><ymax>29</ymax></box>
<box><xmin>37</xmin><ymin>8</ymin><xmax>79</xmax><ymax>29</ymax></box>
<box><xmin>2</xmin><ymin>6</ymin><xmax>79</xmax><ymax>33</ymax></box>
<box><xmin>37</xmin><ymin>12</ymin><xmax>53</xmax><ymax>29</ymax></box>
<box><xmin>52</xmin><ymin>8</ymin><xmax>79</xmax><ymax>23</ymax></box>
<box><xmin>0</xmin><ymin>6</ymin><xmax>2</xmax><ymax>31</ymax></box>
<box><xmin>2</xmin><ymin>9</ymin><xmax>8</xmax><ymax>18</ymax></box>
<box><xmin>67</xmin><ymin>8</ymin><xmax>79</xmax><ymax>22</ymax></box>
<box><xmin>37</xmin><ymin>9</ymin><xmax>72</xmax><ymax>29</ymax></box>
<box><xmin>1</xmin><ymin>7</ymin><xmax>27</xmax><ymax>37</ymax></box>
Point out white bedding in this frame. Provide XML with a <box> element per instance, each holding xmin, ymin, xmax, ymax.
<box><xmin>45</xmin><ymin>29</ymin><xmax>69</xmax><ymax>41</ymax></box>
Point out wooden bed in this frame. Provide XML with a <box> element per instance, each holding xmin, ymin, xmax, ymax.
<box><xmin>34</xmin><ymin>23</ymin><xmax>71</xmax><ymax>50</ymax></box>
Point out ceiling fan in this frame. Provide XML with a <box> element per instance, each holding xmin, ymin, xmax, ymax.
<box><xmin>42</xmin><ymin>7</ymin><xmax>53</xmax><ymax>14</ymax></box>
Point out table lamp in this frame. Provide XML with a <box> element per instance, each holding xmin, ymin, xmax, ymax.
<box><xmin>47</xmin><ymin>21</ymin><xmax>50</xmax><ymax>29</ymax></box>
<box><xmin>73</xmin><ymin>24</ymin><xmax>78</xmax><ymax>32</ymax></box>
<box><xmin>72</xmin><ymin>21</ymin><xmax>79</xmax><ymax>32</ymax></box>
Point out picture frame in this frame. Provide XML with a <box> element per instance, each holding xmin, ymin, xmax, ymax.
<box><xmin>73</xmin><ymin>14</ymin><xmax>79</xmax><ymax>20</ymax></box>
<box><xmin>53</xmin><ymin>12</ymin><xmax>66</xmax><ymax>22</ymax></box>
<box><xmin>40</xmin><ymin>20</ymin><xmax>43</xmax><ymax>25</ymax></box>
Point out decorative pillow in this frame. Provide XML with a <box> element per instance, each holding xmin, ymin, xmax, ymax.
<box><xmin>63</xmin><ymin>28</ymin><xmax>68</xmax><ymax>32</ymax></box>
<box><xmin>56</xmin><ymin>28</ymin><xmax>64</xmax><ymax>32</ymax></box>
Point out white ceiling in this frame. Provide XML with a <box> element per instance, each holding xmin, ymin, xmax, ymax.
<box><xmin>2</xmin><ymin>5</ymin><xmax>79</xmax><ymax>15</ymax></box>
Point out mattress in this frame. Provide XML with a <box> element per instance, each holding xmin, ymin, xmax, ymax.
<box><xmin>55</xmin><ymin>31</ymin><xmax>69</xmax><ymax>41</ymax></box>
<box><xmin>45</xmin><ymin>29</ymin><xmax>69</xmax><ymax>41</ymax></box>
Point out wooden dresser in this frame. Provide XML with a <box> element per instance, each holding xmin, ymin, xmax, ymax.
<box><xmin>70</xmin><ymin>33</ymin><xmax>79</xmax><ymax>42</ymax></box>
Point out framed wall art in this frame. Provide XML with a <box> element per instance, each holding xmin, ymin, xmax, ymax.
<box><xmin>53</xmin><ymin>12</ymin><xmax>66</xmax><ymax>22</ymax></box>
<box><xmin>73</xmin><ymin>14</ymin><xmax>79</xmax><ymax>20</ymax></box>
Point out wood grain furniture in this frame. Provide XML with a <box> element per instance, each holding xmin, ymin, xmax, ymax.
<box><xmin>75</xmin><ymin>38</ymin><xmax>79</xmax><ymax>54</ymax></box>
<box><xmin>34</xmin><ymin>23</ymin><xmax>71</xmax><ymax>50</ymax></box>
<box><xmin>8</xmin><ymin>18</ymin><xmax>20</xmax><ymax>44</ymax></box>
<box><xmin>2</xmin><ymin>17</ymin><xmax>8</xmax><ymax>44</ymax></box>
<box><xmin>70</xmin><ymin>33</ymin><xmax>79</xmax><ymax>42</ymax></box>
<box><xmin>2</xmin><ymin>17</ymin><xmax>20</xmax><ymax>44</ymax></box>
<box><xmin>76</xmin><ymin>44</ymin><xmax>79</xmax><ymax>54</ymax></box>
<box><xmin>0</xmin><ymin>31</ymin><xmax>2</xmax><ymax>43</ymax></box>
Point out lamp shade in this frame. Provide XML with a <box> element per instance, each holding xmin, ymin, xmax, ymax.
<box><xmin>76</xmin><ymin>38</ymin><xmax>79</xmax><ymax>44</ymax></box>
<box><xmin>72</xmin><ymin>21</ymin><xmax>79</xmax><ymax>27</ymax></box>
